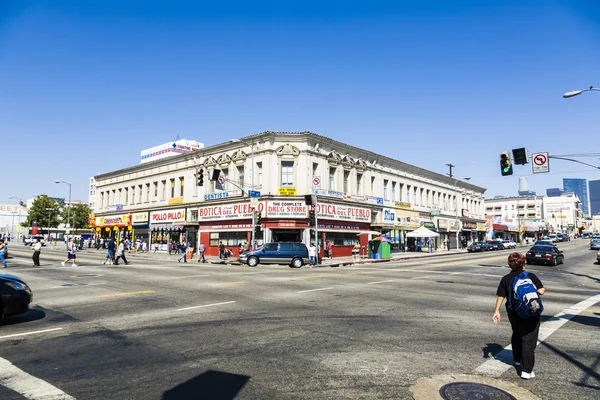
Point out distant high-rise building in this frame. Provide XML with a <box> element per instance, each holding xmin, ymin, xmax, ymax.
<box><xmin>563</xmin><ymin>178</ymin><xmax>589</xmax><ymax>216</ymax></box>
<box><xmin>141</xmin><ymin>139</ymin><xmax>204</xmax><ymax>164</ymax></box>
<box><xmin>517</xmin><ymin>177</ymin><xmax>535</xmax><ymax>196</ymax></box>
<box><xmin>590</xmin><ymin>179</ymin><xmax>600</xmax><ymax>216</ymax></box>
<box><xmin>546</xmin><ymin>188</ymin><xmax>563</xmax><ymax>197</ymax></box>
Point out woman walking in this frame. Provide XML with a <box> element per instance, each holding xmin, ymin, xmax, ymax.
<box><xmin>61</xmin><ymin>238</ymin><xmax>78</xmax><ymax>267</ymax></box>
<box><xmin>32</xmin><ymin>238</ymin><xmax>42</xmax><ymax>266</ymax></box>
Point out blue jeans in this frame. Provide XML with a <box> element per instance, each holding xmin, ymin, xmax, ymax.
<box><xmin>0</xmin><ymin>253</ymin><xmax>6</xmax><ymax>267</ymax></box>
<box><xmin>309</xmin><ymin>256</ymin><xmax>316</xmax><ymax>265</ymax></box>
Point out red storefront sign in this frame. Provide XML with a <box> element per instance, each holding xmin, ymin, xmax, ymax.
<box><xmin>317</xmin><ymin>203</ymin><xmax>371</xmax><ymax>222</ymax></box>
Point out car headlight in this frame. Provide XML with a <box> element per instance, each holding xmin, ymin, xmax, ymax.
<box><xmin>5</xmin><ymin>281</ymin><xmax>27</xmax><ymax>291</ymax></box>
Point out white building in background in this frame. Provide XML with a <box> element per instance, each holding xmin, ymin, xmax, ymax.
<box><xmin>0</xmin><ymin>203</ymin><xmax>28</xmax><ymax>240</ymax></box>
<box><xmin>140</xmin><ymin>139</ymin><xmax>204</xmax><ymax>164</ymax></box>
<box><xmin>543</xmin><ymin>192</ymin><xmax>583</xmax><ymax>233</ymax></box>
<box><xmin>89</xmin><ymin>177</ymin><xmax>97</xmax><ymax>211</ymax></box>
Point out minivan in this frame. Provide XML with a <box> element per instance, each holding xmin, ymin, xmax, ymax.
<box><xmin>238</xmin><ymin>242</ymin><xmax>309</xmax><ymax>268</ymax></box>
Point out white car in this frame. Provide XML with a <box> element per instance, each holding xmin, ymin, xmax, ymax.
<box><xmin>24</xmin><ymin>235</ymin><xmax>46</xmax><ymax>246</ymax></box>
<box><xmin>504</xmin><ymin>240</ymin><xmax>517</xmax><ymax>249</ymax></box>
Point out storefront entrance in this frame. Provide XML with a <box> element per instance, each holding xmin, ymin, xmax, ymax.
<box><xmin>271</xmin><ymin>229</ymin><xmax>302</xmax><ymax>243</ymax></box>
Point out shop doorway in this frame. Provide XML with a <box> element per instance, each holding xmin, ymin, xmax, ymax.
<box><xmin>271</xmin><ymin>229</ymin><xmax>303</xmax><ymax>243</ymax></box>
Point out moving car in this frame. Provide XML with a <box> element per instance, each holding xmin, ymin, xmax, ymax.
<box><xmin>535</xmin><ymin>239</ymin><xmax>554</xmax><ymax>246</ymax></box>
<box><xmin>487</xmin><ymin>240</ymin><xmax>505</xmax><ymax>251</ymax></box>
<box><xmin>591</xmin><ymin>239</ymin><xmax>600</xmax><ymax>251</ymax></box>
<box><xmin>0</xmin><ymin>274</ymin><xmax>33</xmax><ymax>318</ymax></box>
<box><xmin>24</xmin><ymin>235</ymin><xmax>46</xmax><ymax>246</ymax></box>
<box><xmin>238</xmin><ymin>242</ymin><xmax>309</xmax><ymax>268</ymax></box>
<box><xmin>548</xmin><ymin>234</ymin><xmax>559</xmax><ymax>243</ymax></box>
<box><xmin>525</xmin><ymin>244</ymin><xmax>564</xmax><ymax>266</ymax></box>
<box><xmin>467</xmin><ymin>241</ymin><xmax>489</xmax><ymax>252</ymax></box>
<box><xmin>502</xmin><ymin>239</ymin><xmax>517</xmax><ymax>249</ymax></box>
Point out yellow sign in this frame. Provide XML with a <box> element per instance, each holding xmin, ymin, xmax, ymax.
<box><xmin>278</xmin><ymin>187</ymin><xmax>297</xmax><ymax>196</ymax></box>
<box><xmin>394</xmin><ymin>201</ymin><xmax>412</xmax><ymax>209</ymax></box>
<box><xmin>476</xmin><ymin>222</ymin><xmax>486</xmax><ymax>231</ymax></box>
<box><xmin>169</xmin><ymin>196</ymin><xmax>184</xmax><ymax>205</ymax></box>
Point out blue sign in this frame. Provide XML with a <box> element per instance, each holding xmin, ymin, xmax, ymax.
<box><xmin>248</xmin><ymin>190</ymin><xmax>261</xmax><ymax>198</ymax></box>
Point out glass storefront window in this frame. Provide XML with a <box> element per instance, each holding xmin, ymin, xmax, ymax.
<box><xmin>327</xmin><ymin>232</ymin><xmax>359</xmax><ymax>246</ymax></box>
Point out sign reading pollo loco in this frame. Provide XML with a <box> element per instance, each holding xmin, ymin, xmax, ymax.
<box><xmin>317</xmin><ymin>203</ymin><xmax>371</xmax><ymax>222</ymax></box>
<box><xmin>151</xmin><ymin>208</ymin><xmax>186</xmax><ymax>224</ymax></box>
<box><xmin>198</xmin><ymin>202</ymin><xmax>265</xmax><ymax>221</ymax></box>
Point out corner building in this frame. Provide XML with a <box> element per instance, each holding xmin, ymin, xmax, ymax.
<box><xmin>93</xmin><ymin>131</ymin><xmax>486</xmax><ymax>258</ymax></box>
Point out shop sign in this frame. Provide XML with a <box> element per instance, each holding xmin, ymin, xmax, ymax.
<box><xmin>383</xmin><ymin>208</ymin><xmax>396</xmax><ymax>224</ymax></box>
<box><xmin>431</xmin><ymin>210</ymin><xmax>440</xmax><ymax>216</ymax></box>
<box><xmin>105</xmin><ymin>204</ymin><xmax>123</xmax><ymax>212</ymax></box>
<box><xmin>266</xmin><ymin>201</ymin><xmax>307</xmax><ymax>218</ymax></box>
<box><xmin>476</xmin><ymin>222</ymin><xmax>486</xmax><ymax>231</ymax></box>
<box><xmin>316</xmin><ymin>203</ymin><xmax>371</xmax><ymax>222</ymax></box>
<box><xmin>198</xmin><ymin>202</ymin><xmax>262</xmax><ymax>221</ymax></box>
<box><xmin>462</xmin><ymin>209</ymin><xmax>470</xmax><ymax>218</ymax></box>
<box><xmin>365</xmin><ymin>195</ymin><xmax>384</xmax><ymax>205</ymax></box>
<box><xmin>277</xmin><ymin>221</ymin><xmax>297</xmax><ymax>228</ymax></box>
<box><xmin>169</xmin><ymin>196</ymin><xmax>184</xmax><ymax>205</ymax></box>
<box><xmin>278</xmin><ymin>187</ymin><xmax>297</xmax><ymax>196</ymax></box>
<box><xmin>395</xmin><ymin>209</ymin><xmax>419</xmax><ymax>228</ymax></box>
<box><xmin>132</xmin><ymin>212</ymin><xmax>149</xmax><ymax>224</ymax></box>
<box><xmin>95</xmin><ymin>214</ymin><xmax>131</xmax><ymax>227</ymax></box>
<box><xmin>207</xmin><ymin>223</ymin><xmax>252</xmax><ymax>230</ymax></box>
<box><xmin>449</xmin><ymin>220</ymin><xmax>460</xmax><ymax>231</ymax></box>
<box><xmin>394</xmin><ymin>201</ymin><xmax>412</xmax><ymax>209</ymax></box>
<box><xmin>312</xmin><ymin>189</ymin><xmax>344</xmax><ymax>199</ymax></box>
<box><xmin>430</xmin><ymin>205</ymin><xmax>441</xmax><ymax>216</ymax></box>
<box><xmin>204</xmin><ymin>191</ymin><xmax>243</xmax><ymax>201</ymax></box>
<box><xmin>88</xmin><ymin>215</ymin><xmax>95</xmax><ymax>226</ymax></box>
<box><xmin>463</xmin><ymin>221</ymin><xmax>477</xmax><ymax>230</ymax></box>
<box><xmin>438</xmin><ymin>219</ymin><xmax>448</xmax><ymax>229</ymax></box>
<box><xmin>319</xmin><ymin>223</ymin><xmax>362</xmax><ymax>230</ymax></box>
<box><xmin>150</xmin><ymin>208</ymin><xmax>186</xmax><ymax>224</ymax></box>
<box><xmin>422</xmin><ymin>221</ymin><xmax>437</xmax><ymax>231</ymax></box>
<box><xmin>344</xmin><ymin>193</ymin><xmax>365</xmax><ymax>201</ymax></box>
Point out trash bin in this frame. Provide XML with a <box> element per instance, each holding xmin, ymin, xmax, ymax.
<box><xmin>373</xmin><ymin>253</ymin><xmax>380</xmax><ymax>259</ymax></box>
<box><xmin>368</xmin><ymin>240</ymin><xmax>381</xmax><ymax>259</ymax></box>
<box><xmin>378</xmin><ymin>242</ymin><xmax>391</xmax><ymax>259</ymax></box>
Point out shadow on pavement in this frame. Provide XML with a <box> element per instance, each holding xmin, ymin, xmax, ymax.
<box><xmin>539</xmin><ymin>340</ymin><xmax>600</xmax><ymax>390</ymax></box>
<box><xmin>162</xmin><ymin>370</ymin><xmax>250</xmax><ymax>400</ymax></box>
<box><xmin>0</xmin><ymin>307</ymin><xmax>46</xmax><ymax>326</ymax></box>
<box><xmin>482</xmin><ymin>343</ymin><xmax>504</xmax><ymax>359</ymax></box>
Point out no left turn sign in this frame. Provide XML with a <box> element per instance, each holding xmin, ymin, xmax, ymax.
<box><xmin>532</xmin><ymin>152</ymin><xmax>549</xmax><ymax>174</ymax></box>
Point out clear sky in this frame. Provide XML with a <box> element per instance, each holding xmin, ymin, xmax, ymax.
<box><xmin>2</xmin><ymin>0</ymin><xmax>600</xmax><ymax>205</ymax></box>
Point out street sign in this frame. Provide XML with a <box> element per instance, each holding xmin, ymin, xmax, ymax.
<box><xmin>248</xmin><ymin>190</ymin><xmax>261</xmax><ymax>198</ymax></box>
<box><xmin>250</xmin><ymin>197</ymin><xmax>258</xmax><ymax>208</ymax></box>
<box><xmin>532</xmin><ymin>152</ymin><xmax>549</xmax><ymax>174</ymax></box>
<box><xmin>313</xmin><ymin>176</ymin><xmax>321</xmax><ymax>188</ymax></box>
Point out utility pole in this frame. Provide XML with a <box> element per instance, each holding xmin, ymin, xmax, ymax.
<box><xmin>446</xmin><ymin>163</ymin><xmax>455</xmax><ymax>178</ymax></box>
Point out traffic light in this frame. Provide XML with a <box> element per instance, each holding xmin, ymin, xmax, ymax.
<box><xmin>500</xmin><ymin>151</ymin><xmax>513</xmax><ymax>176</ymax></box>
<box><xmin>308</xmin><ymin>209</ymin><xmax>316</xmax><ymax>226</ymax></box>
<box><xmin>255</xmin><ymin>211</ymin><xmax>262</xmax><ymax>228</ymax></box>
<box><xmin>196</xmin><ymin>168</ymin><xmax>204</xmax><ymax>186</ymax></box>
<box><xmin>512</xmin><ymin>148</ymin><xmax>529</xmax><ymax>165</ymax></box>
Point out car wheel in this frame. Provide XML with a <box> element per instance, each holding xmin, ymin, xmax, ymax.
<box><xmin>552</xmin><ymin>258</ymin><xmax>557</xmax><ymax>267</ymax></box>
<box><xmin>246</xmin><ymin>256</ymin><xmax>259</xmax><ymax>267</ymax></box>
<box><xmin>290</xmin><ymin>258</ymin><xmax>303</xmax><ymax>268</ymax></box>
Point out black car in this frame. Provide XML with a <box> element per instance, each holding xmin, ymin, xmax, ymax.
<box><xmin>487</xmin><ymin>240</ymin><xmax>505</xmax><ymax>251</ymax></box>
<box><xmin>0</xmin><ymin>274</ymin><xmax>33</xmax><ymax>318</ymax></box>
<box><xmin>467</xmin><ymin>241</ymin><xmax>489</xmax><ymax>252</ymax></box>
<box><xmin>526</xmin><ymin>245</ymin><xmax>564</xmax><ymax>266</ymax></box>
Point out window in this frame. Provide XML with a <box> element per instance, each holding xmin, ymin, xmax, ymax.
<box><xmin>153</xmin><ymin>182</ymin><xmax>158</xmax><ymax>199</ymax></box>
<box><xmin>170</xmin><ymin>179</ymin><xmax>175</xmax><ymax>198</ymax></box>
<box><xmin>222</xmin><ymin>168</ymin><xmax>229</xmax><ymax>190</ymax></box>
<box><xmin>406</xmin><ymin>185</ymin><xmax>411</xmax><ymax>203</ymax></box>
<box><xmin>100</xmin><ymin>192</ymin><xmax>104</xmax><ymax>209</ymax></box>
<box><xmin>371</xmin><ymin>177</ymin><xmax>376</xmax><ymax>195</ymax></box>
<box><xmin>281</xmin><ymin>161</ymin><xmax>294</xmax><ymax>186</ymax></box>
<box><xmin>357</xmin><ymin>173</ymin><xmax>363</xmax><ymax>195</ymax></box>
<box><xmin>179</xmin><ymin>177</ymin><xmax>184</xmax><ymax>197</ymax></box>
<box><xmin>383</xmin><ymin>179</ymin><xmax>389</xmax><ymax>200</ymax></box>
<box><xmin>257</xmin><ymin>162</ymin><xmax>263</xmax><ymax>186</ymax></box>
<box><xmin>146</xmin><ymin>184</ymin><xmax>150</xmax><ymax>203</ymax></box>
<box><xmin>237</xmin><ymin>166</ymin><xmax>245</xmax><ymax>189</ymax></box>
<box><xmin>117</xmin><ymin>189</ymin><xmax>122</xmax><ymax>205</ymax></box>
<box><xmin>343</xmin><ymin>171</ymin><xmax>350</xmax><ymax>193</ymax></box>
<box><xmin>138</xmin><ymin>185</ymin><xmax>143</xmax><ymax>203</ymax></box>
<box><xmin>312</xmin><ymin>162</ymin><xmax>318</xmax><ymax>177</ymax></box>
<box><xmin>111</xmin><ymin>190</ymin><xmax>116</xmax><ymax>206</ymax></box>
<box><xmin>130</xmin><ymin>186</ymin><xmax>135</xmax><ymax>205</ymax></box>
<box><xmin>329</xmin><ymin>167</ymin><xmax>336</xmax><ymax>190</ymax></box>
<box><xmin>392</xmin><ymin>182</ymin><xmax>397</xmax><ymax>201</ymax></box>
<box><xmin>161</xmin><ymin>180</ymin><xmax>166</xmax><ymax>200</ymax></box>
<box><xmin>399</xmin><ymin>183</ymin><xmax>404</xmax><ymax>202</ymax></box>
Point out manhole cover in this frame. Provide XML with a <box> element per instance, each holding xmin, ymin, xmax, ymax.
<box><xmin>440</xmin><ymin>382</ymin><xmax>517</xmax><ymax>400</ymax></box>
<box><xmin>436</xmin><ymin>280</ymin><xmax>455</xmax><ymax>284</ymax></box>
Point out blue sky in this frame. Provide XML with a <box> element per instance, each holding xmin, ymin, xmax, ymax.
<box><xmin>2</xmin><ymin>0</ymin><xmax>600</xmax><ymax>205</ymax></box>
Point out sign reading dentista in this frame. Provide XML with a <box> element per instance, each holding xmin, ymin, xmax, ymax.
<box><xmin>151</xmin><ymin>208</ymin><xmax>186</xmax><ymax>224</ymax></box>
<box><xmin>198</xmin><ymin>202</ymin><xmax>265</xmax><ymax>221</ymax></box>
<box><xmin>317</xmin><ymin>203</ymin><xmax>371</xmax><ymax>222</ymax></box>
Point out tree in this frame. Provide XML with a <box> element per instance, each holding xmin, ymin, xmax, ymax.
<box><xmin>22</xmin><ymin>195</ymin><xmax>61</xmax><ymax>233</ymax></box>
<box><xmin>61</xmin><ymin>203</ymin><xmax>93</xmax><ymax>233</ymax></box>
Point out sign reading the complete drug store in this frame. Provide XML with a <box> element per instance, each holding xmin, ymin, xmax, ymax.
<box><xmin>317</xmin><ymin>203</ymin><xmax>371</xmax><ymax>222</ymax></box>
<box><xmin>266</xmin><ymin>201</ymin><xmax>307</xmax><ymax>218</ymax></box>
<box><xmin>198</xmin><ymin>202</ymin><xmax>265</xmax><ymax>221</ymax></box>
<box><xmin>150</xmin><ymin>208</ymin><xmax>186</xmax><ymax>223</ymax></box>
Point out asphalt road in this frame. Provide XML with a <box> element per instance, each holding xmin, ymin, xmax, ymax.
<box><xmin>1</xmin><ymin>240</ymin><xmax>599</xmax><ymax>399</ymax></box>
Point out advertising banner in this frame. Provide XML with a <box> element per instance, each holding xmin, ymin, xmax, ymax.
<box><xmin>132</xmin><ymin>212</ymin><xmax>149</xmax><ymax>224</ymax></box>
<box><xmin>266</xmin><ymin>201</ymin><xmax>307</xmax><ymax>218</ymax></box>
<box><xmin>383</xmin><ymin>208</ymin><xmax>396</xmax><ymax>224</ymax></box>
<box><xmin>317</xmin><ymin>203</ymin><xmax>371</xmax><ymax>222</ymax></box>
<box><xmin>150</xmin><ymin>208</ymin><xmax>186</xmax><ymax>224</ymax></box>
<box><xmin>95</xmin><ymin>214</ymin><xmax>131</xmax><ymax>227</ymax></box>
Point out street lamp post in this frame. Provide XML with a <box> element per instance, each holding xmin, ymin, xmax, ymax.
<box><xmin>563</xmin><ymin>86</ymin><xmax>600</xmax><ymax>98</ymax></box>
<box><xmin>10</xmin><ymin>212</ymin><xmax>17</xmax><ymax>239</ymax></box>
<box><xmin>45</xmin><ymin>207</ymin><xmax>53</xmax><ymax>240</ymax></box>
<box><xmin>8</xmin><ymin>197</ymin><xmax>23</xmax><ymax>240</ymax></box>
<box><xmin>454</xmin><ymin>177</ymin><xmax>471</xmax><ymax>250</ymax></box>
<box><xmin>55</xmin><ymin>180</ymin><xmax>72</xmax><ymax>233</ymax></box>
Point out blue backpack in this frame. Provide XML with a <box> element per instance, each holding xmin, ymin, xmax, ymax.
<box><xmin>508</xmin><ymin>271</ymin><xmax>544</xmax><ymax>318</ymax></box>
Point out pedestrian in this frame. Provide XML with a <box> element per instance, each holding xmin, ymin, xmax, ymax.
<box><xmin>142</xmin><ymin>241</ymin><xmax>148</xmax><ymax>252</ymax></box>
<box><xmin>0</xmin><ymin>239</ymin><xmax>7</xmax><ymax>268</ymax></box>
<box><xmin>197</xmin><ymin>242</ymin><xmax>206</xmax><ymax>263</ymax></box>
<box><xmin>167</xmin><ymin>241</ymin><xmax>173</xmax><ymax>255</ymax></box>
<box><xmin>154</xmin><ymin>241</ymin><xmax>160</xmax><ymax>253</ymax></box>
<box><xmin>178</xmin><ymin>241</ymin><xmax>188</xmax><ymax>263</ymax></box>
<box><xmin>32</xmin><ymin>238</ymin><xmax>42</xmax><ymax>266</ymax></box>
<box><xmin>352</xmin><ymin>243</ymin><xmax>360</xmax><ymax>261</ymax></box>
<box><xmin>493</xmin><ymin>252</ymin><xmax>546</xmax><ymax>380</ymax></box>
<box><xmin>238</xmin><ymin>242</ymin><xmax>244</xmax><ymax>256</ymax></box>
<box><xmin>103</xmin><ymin>238</ymin><xmax>116</xmax><ymax>265</ymax></box>
<box><xmin>219</xmin><ymin>241</ymin><xmax>225</xmax><ymax>259</ymax></box>
<box><xmin>308</xmin><ymin>243</ymin><xmax>317</xmax><ymax>267</ymax></box>
<box><xmin>327</xmin><ymin>241</ymin><xmax>333</xmax><ymax>259</ymax></box>
<box><xmin>427</xmin><ymin>239</ymin><xmax>433</xmax><ymax>253</ymax></box>
<box><xmin>114</xmin><ymin>240</ymin><xmax>129</xmax><ymax>265</ymax></box>
<box><xmin>61</xmin><ymin>238</ymin><xmax>78</xmax><ymax>267</ymax></box>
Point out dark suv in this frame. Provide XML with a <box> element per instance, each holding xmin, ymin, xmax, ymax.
<box><xmin>238</xmin><ymin>242</ymin><xmax>309</xmax><ymax>268</ymax></box>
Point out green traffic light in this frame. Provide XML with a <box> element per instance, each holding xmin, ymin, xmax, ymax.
<box><xmin>503</xmin><ymin>167</ymin><xmax>509</xmax><ymax>172</ymax></box>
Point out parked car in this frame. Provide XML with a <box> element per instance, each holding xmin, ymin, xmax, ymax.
<box><xmin>582</xmin><ymin>232</ymin><xmax>591</xmax><ymax>239</ymax></box>
<box><xmin>548</xmin><ymin>234</ymin><xmax>559</xmax><ymax>243</ymax></box>
<box><xmin>24</xmin><ymin>235</ymin><xmax>46</xmax><ymax>246</ymax></box>
<box><xmin>238</xmin><ymin>242</ymin><xmax>309</xmax><ymax>268</ymax></box>
<box><xmin>526</xmin><ymin>244</ymin><xmax>564</xmax><ymax>266</ymax></box>
<box><xmin>501</xmin><ymin>239</ymin><xmax>517</xmax><ymax>249</ymax></box>
<box><xmin>0</xmin><ymin>274</ymin><xmax>33</xmax><ymax>318</ymax></box>
<box><xmin>487</xmin><ymin>240</ymin><xmax>505</xmax><ymax>251</ymax></box>
<box><xmin>590</xmin><ymin>239</ymin><xmax>600</xmax><ymax>251</ymax></box>
<box><xmin>467</xmin><ymin>241</ymin><xmax>489</xmax><ymax>252</ymax></box>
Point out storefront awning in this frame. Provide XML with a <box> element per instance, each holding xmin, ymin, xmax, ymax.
<box><xmin>151</xmin><ymin>224</ymin><xmax>185</xmax><ymax>231</ymax></box>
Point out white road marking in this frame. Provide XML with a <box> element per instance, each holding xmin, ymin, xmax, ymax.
<box><xmin>297</xmin><ymin>287</ymin><xmax>333</xmax><ymax>293</ymax></box>
<box><xmin>367</xmin><ymin>280</ymin><xmax>395</xmax><ymax>285</ymax></box>
<box><xmin>176</xmin><ymin>301</ymin><xmax>236</xmax><ymax>311</ymax></box>
<box><xmin>166</xmin><ymin>274</ymin><xmax>209</xmax><ymax>279</ymax></box>
<box><xmin>70</xmin><ymin>274</ymin><xmax>104</xmax><ymax>278</ymax></box>
<box><xmin>410</xmin><ymin>275</ymin><xmax>434</xmax><ymax>280</ymax></box>
<box><xmin>0</xmin><ymin>328</ymin><xmax>63</xmax><ymax>340</ymax></box>
<box><xmin>474</xmin><ymin>294</ymin><xmax>600</xmax><ymax>377</ymax></box>
<box><xmin>0</xmin><ymin>356</ymin><xmax>75</xmax><ymax>399</ymax></box>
